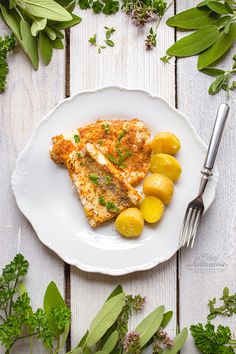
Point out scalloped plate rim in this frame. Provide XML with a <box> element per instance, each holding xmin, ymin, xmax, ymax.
<box><xmin>11</xmin><ymin>86</ymin><xmax>219</xmax><ymax>276</ymax></box>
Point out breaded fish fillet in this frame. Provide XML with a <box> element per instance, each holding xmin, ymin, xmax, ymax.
<box><xmin>50</xmin><ymin>119</ymin><xmax>151</xmax><ymax>186</ymax></box>
<box><xmin>67</xmin><ymin>143</ymin><xmax>142</xmax><ymax>227</ymax></box>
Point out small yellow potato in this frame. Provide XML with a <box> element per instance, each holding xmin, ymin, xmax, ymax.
<box><xmin>140</xmin><ymin>196</ymin><xmax>164</xmax><ymax>223</ymax></box>
<box><xmin>143</xmin><ymin>173</ymin><xmax>174</xmax><ymax>204</ymax></box>
<box><xmin>115</xmin><ymin>208</ymin><xmax>144</xmax><ymax>238</ymax></box>
<box><xmin>150</xmin><ymin>153</ymin><xmax>182</xmax><ymax>182</ymax></box>
<box><xmin>151</xmin><ymin>132</ymin><xmax>181</xmax><ymax>155</ymax></box>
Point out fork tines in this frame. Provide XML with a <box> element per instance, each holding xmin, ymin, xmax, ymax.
<box><xmin>179</xmin><ymin>198</ymin><xmax>204</xmax><ymax>248</ymax></box>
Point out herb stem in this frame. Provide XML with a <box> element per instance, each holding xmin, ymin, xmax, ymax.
<box><xmin>9</xmin><ymin>276</ymin><xmax>19</xmax><ymax>316</ymax></box>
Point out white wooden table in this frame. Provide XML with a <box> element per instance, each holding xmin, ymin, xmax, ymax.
<box><xmin>1</xmin><ymin>1</ymin><xmax>236</xmax><ymax>352</ymax></box>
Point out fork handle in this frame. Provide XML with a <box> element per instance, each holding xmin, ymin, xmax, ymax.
<box><xmin>204</xmin><ymin>103</ymin><xmax>230</xmax><ymax>170</ymax></box>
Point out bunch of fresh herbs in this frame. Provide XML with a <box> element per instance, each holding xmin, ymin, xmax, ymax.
<box><xmin>0</xmin><ymin>254</ymin><xmax>188</xmax><ymax>354</ymax></box>
<box><xmin>0</xmin><ymin>0</ymin><xmax>81</xmax><ymax>70</ymax></box>
<box><xmin>191</xmin><ymin>287</ymin><xmax>236</xmax><ymax>354</ymax></box>
<box><xmin>165</xmin><ymin>0</ymin><xmax>236</xmax><ymax>95</ymax></box>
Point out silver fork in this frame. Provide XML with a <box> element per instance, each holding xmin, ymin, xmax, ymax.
<box><xmin>179</xmin><ymin>103</ymin><xmax>230</xmax><ymax>248</ymax></box>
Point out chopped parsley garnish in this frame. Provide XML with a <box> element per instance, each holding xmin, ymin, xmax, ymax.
<box><xmin>89</xmin><ymin>174</ymin><xmax>99</xmax><ymax>185</ymax></box>
<box><xmin>106</xmin><ymin>201</ymin><xmax>119</xmax><ymax>213</ymax></box>
<box><xmin>98</xmin><ymin>196</ymin><xmax>119</xmax><ymax>213</ymax></box>
<box><xmin>118</xmin><ymin>129</ymin><xmax>126</xmax><ymax>142</ymax></box>
<box><xmin>101</xmin><ymin>123</ymin><xmax>110</xmax><ymax>134</ymax></box>
<box><xmin>99</xmin><ymin>196</ymin><xmax>106</xmax><ymax>206</ymax></box>
<box><xmin>107</xmin><ymin>146</ymin><xmax>132</xmax><ymax>169</ymax></box>
<box><xmin>105</xmin><ymin>175</ymin><xmax>112</xmax><ymax>184</ymax></box>
<box><xmin>77</xmin><ymin>152</ymin><xmax>83</xmax><ymax>158</ymax></box>
<box><xmin>74</xmin><ymin>134</ymin><xmax>80</xmax><ymax>143</ymax></box>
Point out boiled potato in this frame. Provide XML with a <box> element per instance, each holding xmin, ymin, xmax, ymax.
<box><xmin>143</xmin><ymin>173</ymin><xmax>174</xmax><ymax>204</ymax></box>
<box><xmin>151</xmin><ymin>132</ymin><xmax>181</xmax><ymax>155</ymax></box>
<box><xmin>140</xmin><ymin>196</ymin><xmax>164</xmax><ymax>223</ymax></box>
<box><xmin>150</xmin><ymin>153</ymin><xmax>182</xmax><ymax>182</ymax></box>
<box><xmin>115</xmin><ymin>208</ymin><xmax>144</xmax><ymax>237</ymax></box>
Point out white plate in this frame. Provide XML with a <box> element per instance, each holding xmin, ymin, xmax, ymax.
<box><xmin>12</xmin><ymin>86</ymin><xmax>219</xmax><ymax>275</ymax></box>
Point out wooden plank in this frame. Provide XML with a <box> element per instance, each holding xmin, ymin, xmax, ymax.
<box><xmin>0</xmin><ymin>24</ymin><xmax>65</xmax><ymax>353</ymax></box>
<box><xmin>69</xmin><ymin>6</ymin><xmax>178</xmax><ymax>348</ymax></box>
<box><xmin>176</xmin><ymin>1</ymin><xmax>236</xmax><ymax>352</ymax></box>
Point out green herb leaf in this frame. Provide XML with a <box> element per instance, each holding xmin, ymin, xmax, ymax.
<box><xmin>43</xmin><ymin>281</ymin><xmax>67</xmax><ymax>335</ymax></box>
<box><xmin>56</xmin><ymin>14</ymin><xmax>82</xmax><ymax>29</ymax></box>
<box><xmin>166</xmin><ymin>8</ymin><xmax>218</xmax><ymax>29</ymax></box>
<box><xmin>44</xmin><ymin>26</ymin><xmax>57</xmax><ymax>40</ymax></box>
<box><xmin>39</xmin><ymin>31</ymin><xmax>53</xmax><ymax>65</ymax></box>
<box><xmin>208</xmin><ymin>74</ymin><xmax>226</xmax><ymax>94</ymax></box>
<box><xmin>52</xmin><ymin>38</ymin><xmax>64</xmax><ymax>49</ymax></box>
<box><xmin>207</xmin><ymin>1</ymin><xmax>229</xmax><ymax>14</ymax></box>
<box><xmin>102</xmin><ymin>330</ymin><xmax>119</xmax><ymax>353</ymax></box>
<box><xmin>19</xmin><ymin>0</ymin><xmax>72</xmax><ymax>21</ymax></box>
<box><xmin>160</xmin><ymin>311</ymin><xmax>173</xmax><ymax>328</ymax></box>
<box><xmin>31</xmin><ymin>17</ymin><xmax>47</xmax><ymax>36</ymax></box>
<box><xmin>135</xmin><ymin>305</ymin><xmax>164</xmax><ymax>348</ymax></box>
<box><xmin>0</xmin><ymin>6</ymin><xmax>22</xmax><ymax>44</ymax></box>
<box><xmin>162</xmin><ymin>328</ymin><xmax>188</xmax><ymax>353</ymax></box>
<box><xmin>92</xmin><ymin>0</ymin><xmax>104</xmax><ymax>13</ymax></box>
<box><xmin>20</xmin><ymin>19</ymin><xmax>39</xmax><ymax>69</ymax></box>
<box><xmin>106</xmin><ymin>285</ymin><xmax>123</xmax><ymax>301</ymax></box>
<box><xmin>56</xmin><ymin>0</ymin><xmax>76</xmax><ymax>12</ymax></box>
<box><xmin>198</xmin><ymin>23</ymin><xmax>236</xmax><ymax>69</ymax></box>
<box><xmin>105</xmin><ymin>39</ymin><xmax>114</xmax><ymax>47</ymax></box>
<box><xmin>166</xmin><ymin>25</ymin><xmax>220</xmax><ymax>57</ymax></box>
<box><xmin>89</xmin><ymin>34</ymin><xmax>97</xmax><ymax>46</ymax></box>
<box><xmin>201</xmin><ymin>67</ymin><xmax>226</xmax><ymax>76</ymax></box>
<box><xmin>85</xmin><ymin>292</ymin><xmax>125</xmax><ymax>346</ymax></box>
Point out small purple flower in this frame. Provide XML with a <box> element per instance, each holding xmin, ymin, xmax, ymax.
<box><xmin>124</xmin><ymin>331</ymin><xmax>141</xmax><ymax>353</ymax></box>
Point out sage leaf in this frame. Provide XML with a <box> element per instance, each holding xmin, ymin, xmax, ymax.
<box><xmin>84</xmin><ymin>347</ymin><xmax>92</xmax><ymax>354</ymax></box>
<box><xmin>59</xmin><ymin>323</ymin><xmax>70</xmax><ymax>350</ymax></box>
<box><xmin>167</xmin><ymin>25</ymin><xmax>220</xmax><ymax>57</ymax></box>
<box><xmin>106</xmin><ymin>285</ymin><xmax>123</xmax><ymax>301</ymax></box>
<box><xmin>44</xmin><ymin>281</ymin><xmax>66</xmax><ymax>311</ymax></box>
<box><xmin>31</xmin><ymin>17</ymin><xmax>47</xmax><ymax>36</ymax></box>
<box><xmin>56</xmin><ymin>0</ymin><xmax>76</xmax><ymax>12</ymax></box>
<box><xmin>197</xmin><ymin>0</ymin><xmax>210</xmax><ymax>7</ymax></box>
<box><xmin>201</xmin><ymin>67</ymin><xmax>225</xmax><ymax>76</ymax></box>
<box><xmin>39</xmin><ymin>31</ymin><xmax>53</xmax><ymax>65</ymax></box>
<box><xmin>50</xmin><ymin>25</ymin><xmax>65</xmax><ymax>39</ymax></box>
<box><xmin>0</xmin><ymin>5</ymin><xmax>22</xmax><ymax>44</ymax></box>
<box><xmin>43</xmin><ymin>281</ymin><xmax>67</xmax><ymax>335</ymax></box>
<box><xmin>55</xmin><ymin>14</ymin><xmax>82</xmax><ymax>29</ymax></box>
<box><xmin>77</xmin><ymin>330</ymin><xmax>89</xmax><ymax>349</ymax></box>
<box><xmin>85</xmin><ymin>292</ymin><xmax>125</xmax><ymax>346</ymax></box>
<box><xmin>208</xmin><ymin>74</ymin><xmax>226</xmax><ymax>94</ymax></box>
<box><xmin>20</xmin><ymin>20</ymin><xmax>39</xmax><ymax>69</ymax></box>
<box><xmin>94</xmin><ymin>352</ymin><xmax>107</xmax><ymax>354</ymax></box>
<box><xmin>166</xmin><ymin>8</ymin><xmax>219</xmax><ymax>29</ymax></box>
<box><xmin>162</xmin><ymin>328</ymin><xmax>188</xmax><ymax>354</ymax></box>
<box><xmin>69</xmin><ymin>348</ymin><xmax>83</xmax><ymax>354</ymax></box>
<box><xmin>135</xmin><ymin>305</ymin><xmax>164</xmax><ymax>348</ymax></box>
<box><xmin>102</xmin><ymin>330</ymin><xmax>119</xmax><ymax>353</ymax></box>
<box><xmin>53</xmin><ymin>38</ymin><xmax>64</xmax><ymax>49</ymax></box>
<box><xmin>198</xmin><ymin>23</ymin><xmax>236</xmax><ymax>69</ymax></box>
<box><xmin>160</xmin><ymin>311</ymin><xmax>173</xmax><ymax>328</ymax></box>
<box><xmin>207</xmin><ymin>1</ymin><xmax>230</xmax><ymax>14</ymax></box>
<box><xmin>215</xmin><ymin>15</ymin><xmax>231</xmax><ymax>28</ymax></box>
<box><xmin>45</xmin><ymin>26</ymin><xmax>57</xmax><ymax>40</ymax></box>
<box><xmin>19</xmin><ymin>0</ymin><xmax>72</xmax><ymax>21</ymax></box>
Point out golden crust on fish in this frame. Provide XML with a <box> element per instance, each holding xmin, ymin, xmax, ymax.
<box><xmin>67</xmin><ymin>143</ymin><xmax>142</xmax><ymax>227</ymax></box>
<box><xmin>50</xmin><ymin>119</ymin><xmax>151</xmax><ymax>186</ymax></box>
